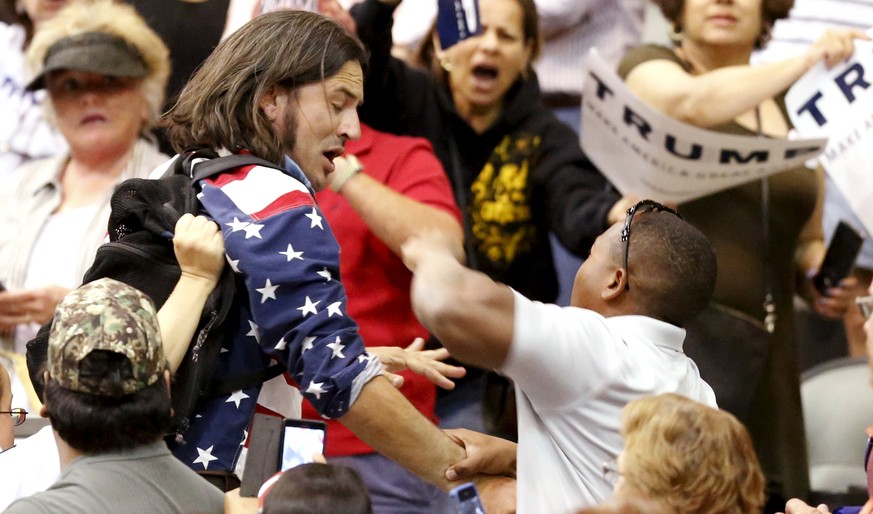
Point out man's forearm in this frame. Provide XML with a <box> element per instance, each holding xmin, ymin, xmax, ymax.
<box><xmin>339</xmin><ymin>376</ymin><xmax>465</xmax><ymax>490</ymax></box>
<box><xmin>158</xmin><ymin>274</ymin><xmax>217</xmax><ymax>372</ymax></box>
<box><xmin>338</xmin><ymin>172</ymin><xmax>462</xmax><ymax>259</ymax></box>
<box><xmin>408</xmin><ymin>247</ymin><xmax>514</xmax><ymax>369</ymax></box>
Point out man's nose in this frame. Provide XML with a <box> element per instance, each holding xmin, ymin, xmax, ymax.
<box><xmin>339</xmin><ymin>110</ymin><xmax>361</xmax><ymax>141</ymax></box>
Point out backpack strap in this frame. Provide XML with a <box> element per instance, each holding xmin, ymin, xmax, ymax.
<box><xmin>173</xmin><ymin>149</ymin><xmax>283</xmax><ymax>182</ymax></box>
<box><xmin>190</xmin><ymin>154</ymin><xmax>282</xmax><ymax>181</ymax></box>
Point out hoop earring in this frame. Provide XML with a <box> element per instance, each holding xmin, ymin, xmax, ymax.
<box><xmin>668</xmin><ymin>24</ymin><xmax>684</xmax><ymax>46</ymax></box>
<box><xmin>440</xmin><ymin>56</ymin><xmax>453</xmax><ymax>73</ymax></box>
<box><xmin>755</xmin><ymin>24</ymin><xmax>772</xmax><ymax>50</ymax></box>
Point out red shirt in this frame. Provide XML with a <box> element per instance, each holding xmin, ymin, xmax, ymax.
<box><xmin>301</xmin><ymin>124</ymin><xmax>461</xmax><ymax>455</ymax></box>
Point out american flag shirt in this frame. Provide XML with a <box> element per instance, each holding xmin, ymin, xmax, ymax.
<box><xmin>166</xmin><ymin>154</ymin><xmax>382</xmax><ymax>473</ymax></box>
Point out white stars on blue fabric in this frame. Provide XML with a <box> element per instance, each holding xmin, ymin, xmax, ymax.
<box><xmin>256</xmin><ymin>278</ymin><xmax>279</xmax><ymax>304</ymax></box>
<box><xmin>243</xmin><ymin>222</ymin><xmax>264</xmax><ymax>239</ymax></box>
<box><xmin>225</xmin><ymin>390</ymin><xmax>250</xmax><ymax>409</ymax></box>
<box><xmin>246</xmin><ymin>320</ymin><xmax>260</xmax><ymax>342</ymax></box>
<box><xmin>326</xmin><ymin>301</ymin><xmax>342</xmax><ymax>317</ymax></box>
<box><xmin>327</xmin><ymin>336</ymin><xmax>346</xmax><ymax>359</ymax></box>
<box><xmin>226</xmin><ymin>217</ymin><xmax>249</xmax><ymax>232</ymax></box>
<box><xmin>280</xmin><ymin>244</ymin><xmax>304</xmax><ymax>262</ymax></box>
<box><xmin>193</xmin><ymin>445</ymin><xmax>219</xmax><ymax>470</ymax></box>
<box><xmin>297</xmin><ymin>296</ymin><xmax>320</xmax><ymax>317</ymax></box>
<box><xmin>176</xmin><ymin>160</ymin><xmax>375</xmax><ymax>475</ymax></box>
<box><xmin>305</xmin><ymin>207</ymin><xmax>323</xmax><ymax>230</ymax></box>
<box><xmin>306</xmin><ymin>381</ymin><xmax>327</xmax><ymax>400</ymax></box>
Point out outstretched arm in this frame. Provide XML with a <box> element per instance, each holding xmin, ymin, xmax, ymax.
<box><xmin>623</xmin><ymin>29</ymin><xmax>867</xmax><ymax>128</ymax></box>
<box><xmin>340</xmin><ymin>376</ymin><xmax>517</xmax><ymax>514</ymax></box>
<box><xmin>368</xmin><ymin>337</ymin><xmax>466</xmax><ymax>389</ymax></box>
<box><xmin>329</xmin><ymin>153</ymin><xmax>463</xmax><ymax>260</ymax></box>
<box><xmin>339</xmin><ymin>375</ymin><xmax>466</xmax><ymax>489</ymax></box>
<box><xmin>402</xmin><ymin>232</ymin><xmax>515</xmax><ymax>369</ymax></box>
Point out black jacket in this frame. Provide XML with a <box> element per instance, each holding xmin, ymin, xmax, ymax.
<box><xmin>352</xmin><ymin>0</ymin><xmax>619</xmax><ymax>302</ymax></box>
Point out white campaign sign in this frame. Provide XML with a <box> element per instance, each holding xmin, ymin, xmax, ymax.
<box><xmin>581</xmin><ymin>51</ymin><xmax>827</xmax><ymax>204</ymax></box>
<box><xmin>786</xmin><ymin>32</ymin><xmax>873</xmax><ymax>235</ymax></box>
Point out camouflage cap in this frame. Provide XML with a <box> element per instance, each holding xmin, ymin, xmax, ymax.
<box><xmin>48</xmin><ymin>278</ymin><xmax>165</xmax><ymax>397</ymax></box>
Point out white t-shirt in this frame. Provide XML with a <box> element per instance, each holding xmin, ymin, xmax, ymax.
<box><xmin>16</xmin><ymin>205</ymin><xmax>99</xmax><ymax>351</ymax></box>
<box><xmin>0</xmin><ymin>425</ymin><xmax>60</xmax><ymax>510</ymax></box>
<box><xmin>500</xmin><ymin>291</ymin><xmax>717</xmax><ymax>514</ymax></box>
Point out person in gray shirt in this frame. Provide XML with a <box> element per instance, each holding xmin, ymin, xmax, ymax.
<box><xmin>4</xmin><ymin>274</ymin><xmax>225</xmax><ymax>514</ymax></box>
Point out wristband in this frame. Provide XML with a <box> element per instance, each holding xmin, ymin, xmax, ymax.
<box><xmin>330</xmin><ymin>157</ymin><xmax>363</xmax><ymax>193</ymax></box>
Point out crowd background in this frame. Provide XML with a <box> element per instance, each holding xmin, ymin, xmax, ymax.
<box><xmin>1</xmin><ymin>1</ymin><xmax>872</xmax><ymax>514</ymax></box>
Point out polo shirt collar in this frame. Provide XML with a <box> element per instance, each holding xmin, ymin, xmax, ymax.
<box><xmin>605</xmin><ymin>315</ymin><xmax>686</xmax><ymax>353</ymax></box>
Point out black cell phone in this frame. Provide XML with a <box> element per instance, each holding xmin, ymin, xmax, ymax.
<box><xmin>279</xmin><ymin>419</ymin><xmax>326</xmax><ymax>472</ymax></box>
<box><xmin>239</xmin><ymin>413</ymin><xmax>283</xmax><ymax>497</ymax></box>
<box><xmin>813</xmin><ymin>220</ymin><xmax>864</xmax><ymax>294</ymax></box>
<box><xmin>448</xmin><ymin>482</ymin><xmax>486</xmax><ymax>514</ymax></box>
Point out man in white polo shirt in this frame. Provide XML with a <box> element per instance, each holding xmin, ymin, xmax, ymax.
<box><xmin>402</xmin><ymin>200</ymin><xmax>718</xmax><ymax>513</ymax></box>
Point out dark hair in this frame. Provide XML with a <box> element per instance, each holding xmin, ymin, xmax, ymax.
<box><xmin>161</xmin><ymin>10</ymin><xmax>367</xmax><ymax>164</ymax></box>
<box><xmin>653</xmin><ymin>0</ymin><xmax>793</xmax><ymax>49</ymax></box>
<box><xmin>624</xmin><ymin>213</ymin><xmax>717</xmax><ymax>326</ymax></box>
<box><xmin>261</xmin><ymin>463</ymin><xmax>373</xmax><ymax>514</ymax></box>
<box><xmin>0</xmin><ymin>0</ymin><xmax>34</xmax><ymax>47</ymax></box>
<box><xmin>416</xmin><ymin>0</ymin><xmax>542</xmax><ymax>75</ymax></box>
<box><xmin>44</xmin><ymin>351</ymin><xmax>171</xmax><ymax>453</ymax></box>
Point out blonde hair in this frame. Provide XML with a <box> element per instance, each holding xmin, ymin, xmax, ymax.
<box><xmin>619</xmin><ymin>394</ymin><xmax>765</xmax><ymax>514</ymax></box>
<box><xmin>26</xmin><ymin>0</ymin><xmax>170</xmax><ymax>130</ymax></box>
<box><xmin>577</xmin><ymin>496</ymin><xmax>671</xmax><ymax>514</ymax></box>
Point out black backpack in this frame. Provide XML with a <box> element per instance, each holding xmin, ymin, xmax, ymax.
<box><xmin>26</xmin><ymin>149</ymin><xmax>284</xmax><ymax>442</ymax></box>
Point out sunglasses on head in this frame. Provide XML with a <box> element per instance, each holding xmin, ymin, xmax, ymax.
<box><xmin>620</xmin><ymin>200</ymin><xmax>681</xmax><ymax>290</ymax></box>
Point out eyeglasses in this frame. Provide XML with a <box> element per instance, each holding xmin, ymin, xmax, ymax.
<box><xmin>620</xmin><ymin>200</ymin><xmax>681</xmax><ymax>290</ymax></box>
<box><xmin>857</xmin><ymin>296</ymin><xmax>873</xmax><ymax>319</ymax></box>
<box><xmin>0</xmin><ymin>408</ymin><xmax>27</xmax><ymax>426</ymax></box>
<box><xmin>602</xmin><ymin>459</ymin><xmax>623</xmax><ymax>486</ymax></box>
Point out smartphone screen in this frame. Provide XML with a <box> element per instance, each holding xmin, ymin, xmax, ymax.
<box><xmin>279</xmin><ymin>419</ymin><xmax>326</xmax><ymax>471</ymax></box>
<box><xmin>448</xmin><ymin>483</ymin><xmax>486</xmax><ymax>514</ymax></box>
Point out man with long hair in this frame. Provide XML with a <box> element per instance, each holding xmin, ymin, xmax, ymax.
<box><xmin>159</xmin><ymin>9</ymin><xmax>507</xmax><ymax>505</ymax></box>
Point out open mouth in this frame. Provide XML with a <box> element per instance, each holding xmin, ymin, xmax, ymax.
<box><xmin>322</xmin><ymin>148</ymin><xmax>342</xmax><ymax>161</ymax></box>
<box><xmin>472</xmin><ymin>64</ymin><xmax>499</xmax><ymax>81</ymax></box>
<box><xmin>322</xmin><ymin>148</ymin><xmax>343</xmax><ymax>174</ymax></box>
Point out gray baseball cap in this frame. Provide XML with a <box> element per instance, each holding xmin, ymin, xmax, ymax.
<box><xmin>26</xmin><ymin>31</ymin><xmax>148</xmax><ymax>92</ymax></box>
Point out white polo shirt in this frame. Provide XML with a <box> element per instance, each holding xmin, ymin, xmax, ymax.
<box><xmin>500</xmin><ymin>291</ymin><xmax>717</xmax><ymax>514</ymax></box>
